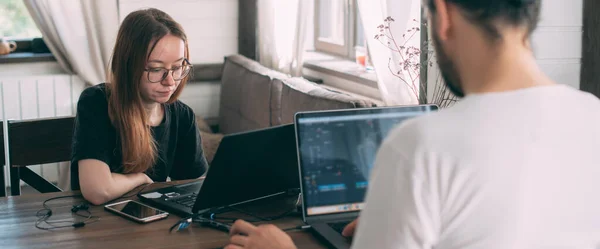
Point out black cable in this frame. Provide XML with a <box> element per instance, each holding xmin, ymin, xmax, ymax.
<box><xmin>169</xmin><ymin>215</ymin><xmax>196</xmax><ymax>233</ymax></box>
<box><xmin>35</xmin><ymin>194</ymin><xmax>100</xmax><ymax>230</ymax></box>
<box><xmin>35</xmin><ymin>214</ymin><xmax>100</xmax><ymax>230</ymax></box>
<box><xmin>171</xmin><ymin>206</ymin><xmax>296</xmax><ymax>233</ymax></box>
<box><xmin>192</xmin><ymin>217</ymin><xmax>232</xmax><ymax>233</ymax></box>
<box><xmin>193</xmin><ymin>216</ymin><xmax>310</xmax><ymax>234</ymax></box>
<box><xmin>169</xmin><ymin>191</ymin><xmax>301</xmax><ymax>233</ymax></box>
<box><xmin>41</xmin><ymin>194</ymin><xmax>84</xmax><ymax>208</ymax></box>
<box><xmin>200</xmin><ymin>211</ymin><xmax>261</xmax><ymax>223</ymax></box>
<box><xmin>36</xmin><ymin>182</ymin><xmax>176</xmax><ymax>231</ymax></box>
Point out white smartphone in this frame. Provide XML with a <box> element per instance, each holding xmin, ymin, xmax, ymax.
<box><xmin>104</xmin><ymin>200</ymin><xmax>169</xmax><ymax>223</ymax></box>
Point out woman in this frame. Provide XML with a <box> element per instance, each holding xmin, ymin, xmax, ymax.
<box><xmin>71</xmin><ymin>8</ymin><xmax>208</xmax><ymax>205</ymax></box>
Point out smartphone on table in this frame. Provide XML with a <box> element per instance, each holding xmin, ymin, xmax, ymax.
<box><xmin>105</xmin><ymin>200</ymin><xmax>169</xmax><ymax>223</ymax></box>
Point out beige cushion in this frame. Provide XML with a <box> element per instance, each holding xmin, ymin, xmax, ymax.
<box><xmin>218</xmin><ymin>54</ymin><xmax>289</xmax><ymax>134</ymax></box>
<box><xmin>271</xmin><ymin>77</ymin><xmax>377</xmax><ymax>125</ymax></box>
<box><xmin>199</xmin><ymin>130</ymin><xmax>223</xmax><ymax>165</ymax></box>
<box><xmin>217</xmin><ymin>54</ymin><xmax>377</xmax><ymax>132</ymax></box>
<box><xmin>195</xmin><ymin>116</ymin><xmax>213</xmax><ymax>133</ymax></box>
<box><xmin>196</xmin><ymin>116</ymin><xmax>223</xmax><ymax>165</ymax></box>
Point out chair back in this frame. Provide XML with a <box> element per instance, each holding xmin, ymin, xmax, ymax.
<box><xmin>8</xmin><ymin>116</ymin><xmax>74</xmax><ymax>165</ymax></box>
<box><xmin>7</xmin><ymin>116</ymin><xmax>75</xmax><ymax>195</ymax></box>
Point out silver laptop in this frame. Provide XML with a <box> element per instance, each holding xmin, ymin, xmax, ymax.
<box><xmin>294</xmin><ymin>105</ymin><xmax>438</xmax><ymax>249</ymax></box>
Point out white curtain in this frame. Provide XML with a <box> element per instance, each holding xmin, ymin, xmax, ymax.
<box><xmin>358</xmin><ymin>0</ymin><xmax>421</xmax><ymax>105</ymax></box>
<box><xmin>257</xmin><ymin>0</ymin><xmax>311</xmax><ymax>76</ymax></box>
<box><xmin>24</xmin><ymin>0</ymin><xmax>119</xmax><ymax>85</ymax></box>
<box><xmin>23</xmin><ymin>0</ymin><xmax>119</xmax><ymax>190</ymax></box>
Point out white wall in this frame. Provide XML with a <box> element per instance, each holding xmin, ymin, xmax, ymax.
<box><xmin>118</xmin><ymin>0</ymin><xmax>237</xmax><ymax>118</ymax></box>
<box><xmin>532</xmin><ymin>0</ymin><xmax>582</xmax><ymax>89</ymax></box>
<box><xmin>178</xmin><ymin>82</ymin><xmax>221</xmax><ymax>119</ymax></box>
<box><xmin>427</xmin><ymin>0</ymin><xmax>584</xmax><ymax>102</ymax></box>
<box><xmin>118</xmin><ymin>0</ymin><xmax>238</xmax><ymax>64</ymax></box>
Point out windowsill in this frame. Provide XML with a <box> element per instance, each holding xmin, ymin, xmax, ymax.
<box><xmin>303</xmin><ymin>50</ymin><xmax>378</xmax><ymax>89</ymax></box>
<box><xmin>0</xmin><ymin>52</ymin><xmax>55</xmax><ymax>64</ymax></box>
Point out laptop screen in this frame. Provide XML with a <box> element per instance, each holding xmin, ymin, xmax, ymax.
<box><xmin>295</xmin><ymin>105</ymin><xmax>437</xmax><ymax>217</ymax></box>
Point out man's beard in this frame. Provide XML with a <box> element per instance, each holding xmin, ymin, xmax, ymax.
<box><xmin>431</xmin><ymin>27</ymin><xmax>465</xmax><ymax>98</ymax></box>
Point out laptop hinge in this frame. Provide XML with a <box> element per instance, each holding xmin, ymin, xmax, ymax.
<box><xmin>305</xmin><ymin>212</ymin><xmax>359</xmax><ymax>223</ymax></box>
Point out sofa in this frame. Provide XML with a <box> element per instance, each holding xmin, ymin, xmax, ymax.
<box><xmin>197</xmin><ymin>54</ymin><xmax>377</xmax><ymax>163</ymax></box>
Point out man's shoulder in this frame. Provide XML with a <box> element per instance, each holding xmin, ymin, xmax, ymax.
<box><xmin>386</xmin><ymin>108</ymin><xmax>462</xmax><ymax>149</ymax></box>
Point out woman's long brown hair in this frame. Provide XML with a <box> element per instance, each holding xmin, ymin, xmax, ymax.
<box><xmin>106</xmin><ymin>8</ymin><xmax>190</xmax><ymax>174</ymax></box>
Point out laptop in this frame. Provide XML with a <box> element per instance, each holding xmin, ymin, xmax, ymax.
<box><xmin>294</xmin><ymin>105</ymin><xmax>438</xmax><ymax>249</ymax></box>
<box><xmin>138</xmin><ymin>124</ymin><xmax>300</xmax><ymax>217</ymax></box>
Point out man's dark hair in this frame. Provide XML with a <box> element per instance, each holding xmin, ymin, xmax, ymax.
<box><xmin>427</xmin><ymin>0</ymin><xmax>542</xmax><ymax>40</ymax></box>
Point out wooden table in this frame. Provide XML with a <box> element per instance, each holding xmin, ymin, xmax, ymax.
<box><xmin>0</xmin><ymin>182</ymin><xmax>327</xmax><ymax>249</ymax></box>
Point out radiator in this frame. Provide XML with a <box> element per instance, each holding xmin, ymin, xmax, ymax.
<box><xmin>1</xmin><ymin>74</ymin><xmax>86</xmax><ymax>190</ymax></box>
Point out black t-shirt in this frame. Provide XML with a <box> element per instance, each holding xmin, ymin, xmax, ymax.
<box><xmin>70</xmin><ymin>83</ymin><xmax>208</xmax><ymax>190</ymax></box>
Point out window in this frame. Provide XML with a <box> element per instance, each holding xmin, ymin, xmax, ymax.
<box><xmin>0</xmin><ymin>0</ymin><xmax>42</xmax><ymax>39</ymax></box>
<box><xmin>0</xmin><ymin>0</ymin><xmax>54</xmax><ymax>63</ymax></box>
<box><xmin>314</xmin><ymin>0</ymin><xmax>364</xmax><ymax>59</ymax></box>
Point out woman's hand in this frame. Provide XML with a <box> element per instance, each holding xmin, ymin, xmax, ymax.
<box><xmin>79</xmin><ymin>159</ymin><xmax>154</xmax><ymax>205</ymax></box>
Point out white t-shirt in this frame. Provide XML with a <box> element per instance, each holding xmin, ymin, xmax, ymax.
<box><xmin>351</xmin><ymin>85</ymin><xmax>600</xmax><ymax>249</ymax></box>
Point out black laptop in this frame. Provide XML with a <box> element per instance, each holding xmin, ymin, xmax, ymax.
<box><xmin>294</xmin><ymin>105</ymin><xmax>438</xmax><ymax>249</ymax></box>
<box><xmin>138</xmin><ymin>124</ymin><xmax>299</xmax><ymax>217</ymax></box>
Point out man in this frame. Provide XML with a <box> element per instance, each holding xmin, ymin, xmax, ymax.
<box><xmin>225</xmin><ymin>0</ymin><xmax>600</xmax><ymax>248</ymax></box>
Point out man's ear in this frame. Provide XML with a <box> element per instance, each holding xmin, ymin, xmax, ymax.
<box><xmin>432</xmin><ymin>0</ymin><xmax>452</xmax><ymax>41</ymax></box>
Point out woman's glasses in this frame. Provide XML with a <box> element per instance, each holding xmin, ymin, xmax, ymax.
<box><xmin>144</xmin><ymin>58</ymin><xmax>193</xmax><ymax>83</ymax></box>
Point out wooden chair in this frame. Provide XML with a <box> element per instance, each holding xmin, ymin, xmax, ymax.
<box><xmin>1</xmin><ymin>121</ymin><xmax>5</xmax><ymax>197</ymax></box>
<box><xmin>6</xmin><ymin>116</ymin><xmax>75</xmax><ymax>196</ymax></box>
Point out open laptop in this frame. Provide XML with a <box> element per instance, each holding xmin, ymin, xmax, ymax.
<box><xmin>138</xmin><ymin>124</ymin><xmax>299</xmax><ymax>217</ymax></box>
<box><xmin>295</xmin><ymin>105</ymin><xmax>438</xmax><ymax>249</ymax></box>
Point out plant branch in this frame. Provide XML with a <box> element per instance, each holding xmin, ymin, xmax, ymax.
<box><xmin>377</xmin><ymin>38</ymin><xmax>400</xmax><ymax>52</ymax></box>
<box><xmin>387</xmin><ymin>58</ymin><xmax>418</xmax><ymax>98</ymax></box>
<box><xmin>387</xmin><ymin>25</ymin><xmax>417</xmax><ymax>90</ymax></box>
<box><xmin>376</xmin><ymin>17</ymin><xmax>460</xmax><ymax>106</ymax></box>
<box><xmin>402</xmin><ymin>31</ymin><xmax>417</xmax><ymax>47</ymax></box>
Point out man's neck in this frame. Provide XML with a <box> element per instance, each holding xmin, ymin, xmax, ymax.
<box><xmin>460</xmin><ymin>40</ymin><xmax>556</xmax><ymax>95</ymax></box>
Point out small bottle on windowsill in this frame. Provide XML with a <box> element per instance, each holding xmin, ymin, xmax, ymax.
<box><xmin>354</xmin><ymin>46</ymin><xmax>366</xmax><ymax>67</ymax></box>
<box><xmin>355</xmin><ymin>45</ymin><xmax>374</xmax><ymax>72</ymax></box>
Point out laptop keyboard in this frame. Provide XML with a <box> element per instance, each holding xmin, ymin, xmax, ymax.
<box><xmin>327</xmin><ymin>221</ymin><xmax>351</xmax><ymax>234</ymax></box>
<box><xmin>169</xmin><ymin>194</ymin><xmax>198</xmax><ymax>208</ymax></box>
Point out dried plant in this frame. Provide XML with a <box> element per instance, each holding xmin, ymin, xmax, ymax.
<box><xmin>375</xmin><ymin>16</ymin><xmax>458</xmax><ymax>108</ymax></box>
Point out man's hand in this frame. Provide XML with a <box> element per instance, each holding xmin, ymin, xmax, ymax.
<box><xmin>225</xmin><ymin>220</ymin><xmax>297</xmax><ymax>249</ymax></box>
<box><xmin>342</xmin><ymin>219</ymin><xmax>358</xmax><ymax>237</ymax></box>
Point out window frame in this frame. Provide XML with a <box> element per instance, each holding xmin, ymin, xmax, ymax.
<box><xmin>314</xmin><ymin>0</ymin><xmax>363</xmax><ymax>59</ymax></box>
<box><xmin>0</xmin><ymin>0</ymin><xmax>54</xmax><ymax>63</ymax></box>
<box><xmin>10</xmin><ymin>38</ymin><xmax>37</xmax><ymax>53</ymax></box>
<box><xmin>0</xmin><ymin>38</ymin><xmax>55</xmax><ymax>64</ymax></box>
